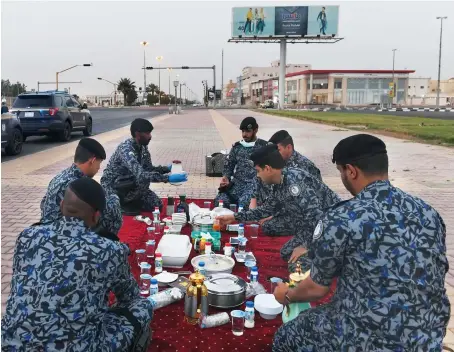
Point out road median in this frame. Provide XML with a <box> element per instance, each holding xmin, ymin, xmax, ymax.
<box><xmin>257</xmin><ymin>110</ymin><xmax>454</xmax><ymax>146</ymax></box>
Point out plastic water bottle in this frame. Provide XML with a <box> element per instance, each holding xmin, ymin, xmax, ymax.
<box><xmin>153</xmin><ymin>207</ymin><xmax>160</xmax><ymax>222</ymax></box>
<box><xmin>238</xmin><ymin>204</ymin><xmax>244</xmax><ymax>213</ymax></box>
<box><xmin>205</xmin><ymin>241</ymin><xmax>212</xmax><ymax>255</ymax></box>
<box><xmin>238</xmin><ymin>224</ymin><xmax>245</xmax><ymax>239</ymax></box>
<box><xmin>244</xmin><ymin>301</ymin><xmax>255</xmax><ymax>328</ymax></box>
<box><xmin>250</xmin><ymin>266</ymin><xmax>258</xmax><ymax>283</ymax></box>
<box><xmin>198</xmin><ymin>261</ymin><xmax>207</xmax><ymax>277</ymax></box>
<box><xmin>155</xmin><ymin>253</ymin><xmax>163</xmax><ymax>273</ymax></box>
<box><xmin>150</xmin><ymin>278</ymin><xmax>159</xmax><ymax>296</ymax></box>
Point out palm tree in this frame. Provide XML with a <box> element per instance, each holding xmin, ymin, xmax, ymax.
<box><xmin>117</xmin><ymin>78</ymin><xmax>136</xmax><ymax>105</ymax></box>
<box><xmin>147</xmin><ymin>83</ymin><xmax>158</xmax><ymax>96</ymax></box>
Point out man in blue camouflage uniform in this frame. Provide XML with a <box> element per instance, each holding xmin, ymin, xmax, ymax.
<box><xmin>273</xmin><ymin>134</ymin><xmax>450</xmax><ymax>352</ymax></box>
<box><xmin>250</xmin><ymin>130</ymin><xmax>323</xmax><ymax>236</ymax></box>
<box><xmin>216</xmin><ymin>144</ymin><xmax>340</xmax><ymax>268</ymax></box>
<box><xmin>40</xmin><ymin>138</ymin><xmax>123</xmax><ymax>235</ymax></box>
<box><xmin>101</xmin><ymin>118</ymin><xmax>187</xmax><ymax>215</ymax></box>
<box><xmin>2</xmin><ymin>178</ymin><xmax>153</xmax><ymax>352</ymax></box>
<box><xmin>214</xmin><ymin>116</ymin><xmax>267</xmax><ymax>209</ymax></box>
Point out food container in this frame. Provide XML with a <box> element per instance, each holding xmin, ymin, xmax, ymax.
<box><xmin>254</xmin><ymin>294</ymin><xmax>283</xmax><ymax>320</ymax></box>
<box><xmin>192</xmin><ymin>213</ymin><xmax>215</xmax><ymax>232</ymax></box>
<box><xmin>168</xmin><ymin>224</ymin><xmax>183</xmax><ymax>235</ymax></box>
<box><xmin>191</xmin><ymin>254</ymin><xmax>235</xmax><ymax>276</ymax></box>
<box><xmin>204</xmin><ymin>273</ymin><xmax>247</xmax><ymax>308</ymax></box>
<box><xmin>156</xmin><ymin>235</ymin><xmax>191</xmax><ymax>268</ymax></box>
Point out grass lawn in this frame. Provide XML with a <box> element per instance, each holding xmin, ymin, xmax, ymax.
<box><xmin>257</xmin><ymin>110</ymin><xmax>454</xmax><ymax>146</ymax></box>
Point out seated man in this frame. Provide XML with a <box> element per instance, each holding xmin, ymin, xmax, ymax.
<box><xmin>250</xmin><ymin>130</ymin><xmax>322</xmax><ymax>236</ymax></box>
<box><xmin>272</xmin><ymin>134</ymin><xmax>450</xmax><ymax>351</ymax></box>
<box><xmin>214</xmin><ymin>116</ymin><xmax>267</xmax><ymax>209</ymax></box>
<box><xmin>1</xmin><ymin>178</ymin><xmax>153</xmax><ymax>351</ymax></box>
<box><xmin>217</xmin><ymin>144</ymin><xmax>340</xmax><ymax>270</ymax></box>
<box><xmin>40</xmin><ymin>137</ymin><xmax>122</xmax><ymax>235</ymax></box>
<box><xmin>101</xmin><ymin>118</ymin><xmax>187</xmax><ymax>215</ymax></box>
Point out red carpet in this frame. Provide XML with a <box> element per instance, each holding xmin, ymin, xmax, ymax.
<box><xmin>116</xmin><ymin>198</ymin><xmax>336</xmax><ymax>352</ymax></box>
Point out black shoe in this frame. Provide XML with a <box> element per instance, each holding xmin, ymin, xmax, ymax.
<box><xmin>121</xmin><ymin>199</ymin><xmax>143</xmax><ymax>216</ymax></box>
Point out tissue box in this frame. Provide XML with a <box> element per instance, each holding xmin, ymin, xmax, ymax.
<box><xmin>191</xmin><ymin>230</ymin><xmax>221</xmax><ymax>251</ymax></box>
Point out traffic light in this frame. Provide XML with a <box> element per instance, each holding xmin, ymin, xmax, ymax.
<box><xmin>182</xmin><ymin>66</ymin><xmax>189</xmax><ymax>69</ymax></box>
<box><xmin>145</xmin><ymin>67</ymin><xmax>154</xmax><ymax>70</ymax></box>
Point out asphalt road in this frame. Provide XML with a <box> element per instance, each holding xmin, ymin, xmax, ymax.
<box><xmin>1</xmin><ymin>107</ymin><xmax>167</xmax><ymax>162</ymax></box>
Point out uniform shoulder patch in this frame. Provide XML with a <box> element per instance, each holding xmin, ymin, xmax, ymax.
<box><xmin>289</xmin><ymin>184</ymin><xmax>301</xmax><ymax>196</ymax></box>
<box><xmin>313</xmin><ymin>220</ymin><xmax>324</xmax><ymax>240</ymax></box>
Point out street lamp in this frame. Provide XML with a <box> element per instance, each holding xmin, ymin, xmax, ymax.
<box><xmin>140</xmin><ymin>41</ymin><xmax>149</xmax><ymax>103</ymax></box>
<box><xmin>173</xmin><ymin>79</ymin><xmax>179</xmax><ymax>111</ymax></box>
<box><xmin>391</xmin><ymin>48</ymin><xmax>397</xmax><ymax>106</ymax></box>
<box><xmin>156</xmin><ymin>56</ymin><xmax>163</xmax><ymax>105</ymax></box>
<box><xmin>56</xmin><ymin>63</ymin><xmax>92</xmax><ymax>90</ymax></box>
<box><xmin>167</xmin><ymin>68</ymin><xmax>172</xmax><ymax>96</ymax></box>
<box><xmin>98</xmin><ymin>77</ymin><xmax>118</xmax><ymax>105</ymax></box>
<box><xmin>436</xmin><ymin>16</ymin><xmax>448</xmax><ymax>109</ymax></box>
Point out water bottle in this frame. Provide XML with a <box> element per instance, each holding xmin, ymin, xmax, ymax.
<box><xmin>153</xmin><ymin>207</ymin><xmax>160</xmax><ymax>222</ymax></box>
<box><xmin>198</xmin><ymin>261</ymin><xmax>207</xmax><ymax>277</ymax></box>
<box><xmin>250</xmin><ymin>266</ymin><xmax>258</xmax><ymax>283</ymax></box>
<box><xmin>238</xmin><ymin>224</ymin><xmax>245</xmax><ymax>239</ymax></box>
<box><xmin>150</xmin><ymin>278</ymin><xmax>159</xmax><ymax>296</ymax></box>
<box><xmin>155</xmin><ymin>253</ymin><xmax>163</xmax><ymax>273</ymax></box>
<box><xmin>244</xmin><ymin>301</ymin><xmax>255</xmax><ymax>328</ymax></box>
<box><xmin>238</xmin><ymin>204</ymin><xmax>244</xmax><ymax>213</ymax></box>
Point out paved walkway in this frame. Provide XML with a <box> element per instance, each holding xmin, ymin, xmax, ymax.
<box><xmin>2</xmin><ymin>109</ymin><xmax>454</xmax><ymax>343</ymax></box>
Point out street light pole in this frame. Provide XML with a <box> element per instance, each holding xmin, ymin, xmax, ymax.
<box><xmin>392</xmin><ymin>48</ymin><xmax>397</xmax><ymax>106</ymax></box>
<box><xmin>436</xmin><ymin>16</ymin><xmax>447</xmax><ymax>109</ymax></box>
<box><xmin>167</xmin><ymin>68</ymin><xmax>172</xmax><ymax>97</ymax></box>
<box><xmin>140</xmin><ymin>41</ymin><xmax>149</xmax><ymax>103</ymax></box>
<box><xmin>98</xmin><ymin>77</ymin><xmax>118</xmax><ymax>105</ymax></box>
<box><xmin>56</xmin><ymin>63</ymin><xmax>92</xmax><ymax>90</ymax></box>
<box><xmin>156</xmin><ymin>56</ymin><xmax>163</xmax><ymax>105</ymax></box>
<box><xmin>173</xmin><ymin>79</ymin><xmax>179</xmax><ymax>112</ymax></box>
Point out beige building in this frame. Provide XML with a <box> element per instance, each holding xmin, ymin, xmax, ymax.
<box><xmin>429</xmin><ymin>78</ymin><xmax>454</xmax><ymax>95</ymax></box>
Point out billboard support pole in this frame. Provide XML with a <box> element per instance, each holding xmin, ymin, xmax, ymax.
<box><xmin>279</xmin><ymin>39</ymin><xmax>287</xmax><ymax>110</ymax></box>
<box><xmin>213</xmin><ymin>65</ymin><xmax>216</xmax><ymax>108</ymax></box>
<box><xmin>221</xmin><ymin>49</ymin><xmax>224</xmax><ymax>106</ymax></box>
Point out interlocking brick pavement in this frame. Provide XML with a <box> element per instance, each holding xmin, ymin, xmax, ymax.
<box><xmin>2</xmin><ymin>108</ymin><xmax>454</xmax><ymax>345</ymax></box>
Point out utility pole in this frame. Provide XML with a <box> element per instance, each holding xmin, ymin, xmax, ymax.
<box><xmin>140</xmin><ymin>41</ymin><xmax>148</xmax><ymax>103</ymax></box>
<box><xmin>221</xmin><ymin>49</ymin><xmax>224</xmax><ymax>106</ymax></box>
<box><xmin>391</xmin><ymin>48</ymin><xmax>397</xmax><ymax>106</ymax></box>
<box><xmin>436</xmin><ymin>16</ymin><xmax>447</xmax><ymax>109</ymax></box>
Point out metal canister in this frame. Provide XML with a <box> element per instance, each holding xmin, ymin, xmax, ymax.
<box><xmin>184</xmin><ymin>271</ymin><xmax>208</xmax><ymax>324</ymax></box>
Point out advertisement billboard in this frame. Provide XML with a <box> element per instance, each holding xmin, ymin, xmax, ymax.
<box><xmin>232</xmin><ymin>5</ymin><xmax>339</xmax><ymax>38</ymax></box>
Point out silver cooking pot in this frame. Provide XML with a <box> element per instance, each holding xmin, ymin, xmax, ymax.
<box><xmin>204</xmin><ymin>273</ymin><xmax>247</xmax><ymax>308</ymax></box>
<box><xmin>192</xmin><ymin>213</ymin><xmax>214</xmax><ymax>232</ymax></box>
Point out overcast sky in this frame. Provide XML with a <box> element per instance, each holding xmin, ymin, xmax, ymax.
<box><xmin>2</xmin><ymin>1</ymin><xmax>454</xmax><ymax>99</ymax></box>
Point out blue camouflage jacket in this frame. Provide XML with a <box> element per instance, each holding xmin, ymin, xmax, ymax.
<box><xmin>101</xmin><ymin>138</ymin><xmax>170</xmax><ymax>192</ymax></box>
<box><xmin>310</xmin><ymin>180</ymin><xmax>450</xmax><ymax>350</ymax></box>
<box><xmin>1</xmin><ymin>217</ymin><xmax>150</xmax><ymax>351</ymax></box>
<box><xmin>236</xmin><ymin>167</ymin><xmax>340</xmax><ymax>247</ymax></box>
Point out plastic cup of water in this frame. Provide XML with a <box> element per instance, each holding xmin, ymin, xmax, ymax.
<box><xmin>140</xmin><ymin>262</ymin><xmax>152</xmax><ymax>275</ymax></box>
<box><xmin>135</xmin><ymin>249</ymin><xmax>146</xmax><ymax>267</ymax></box>
<box><xmin>270</xmin><ymin>277</ymin><xmax>283</xmax><ymax>294</ymax></box>
<box><xmin>204</xmin><ymin>201</ymin><xmax>211</xmax><ymax>209</ymax></box>
<box><xmin>139</xmin><ymin>274</ymin><xmax>152</xmax><ymax>297</ymax></box>
<box><xmin>230</xmin><ymin>204</ymin><xmax>238</xmax><ymax>213</ymax></box>
<box><xmin>231</xmin><ymin>310</ymin><xmax>245</xmax><ymax>336</ymax></box>
<box><xmin>238</xmin><ymin>238</ymin><xmax>247</xmax><ymax>254</ymax></box>
<box><xmin>247</xmin><ymin>224</ymin><xmax>260</xmax><ymax>239</ymax></box>
<box><xmin>245</xmin><ymin>260</ymin><xmax>256</xmax><ymax>276</ymax></box>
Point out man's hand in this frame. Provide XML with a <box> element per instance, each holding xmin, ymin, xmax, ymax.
<box><xmin>258</xmin><ymin>216</ymin><xmax>273</xmax><ymax>226</ymax></box>
<box><xmin>289</xmin><ymin>246</ymin><xmax>308</xmax><ymax>264</ymax></box>
<box><xmin>273</xmin><ymin>282</ymin><xmax>289</xmax><ymax>305</ymax></box>
<box><xmin>216</xmin><ymin>214</ymin><xmax>235</xmax><ymax>225</ymax></box>
<box><xmin>220</xmin><ymin>176</ymin><xmax>230</xmax><ymax>187</ymax></box>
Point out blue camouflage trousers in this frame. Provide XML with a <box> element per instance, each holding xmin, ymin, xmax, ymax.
<box><xmin>125</xmin><ymin>182</ymin><xmax>163</xmax><ymax>211</ymax></box>
<box><xmin>214</xmin><ymin>181</ymin><xmax>256</xmax><ymax>210</ymax></box>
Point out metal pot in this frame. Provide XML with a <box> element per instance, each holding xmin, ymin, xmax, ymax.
<box><xmin>204</xmin><ymin>273</ymin><xmax>247</xmax><ymax>308</ymax></box>
<box><xmin>192</xmin><ymin>213</ymin><xmax>214</xmax><ymax>232</ymax></box>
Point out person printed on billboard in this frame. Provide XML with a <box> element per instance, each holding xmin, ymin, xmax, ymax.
<box><xmin>244</xmin><ymin>8</ymin><xmax>253</xmax><ymax>34</ymax></box>
<box><xmin>317</xmin><ymin>6</ymin><xmax>327</xmax><ymax>35</ymax></box>
<box><xmin>257</xmin><ymin>8</ymin><xmax>266</xmax><ymax>34</ymax></box>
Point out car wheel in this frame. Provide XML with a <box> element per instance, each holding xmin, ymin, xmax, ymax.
<box><xmin>22</xmin><ymin>135</ymin><xmax>27</xmax><ymax>142</ymax></box>
<box><xmin>5</xmin><ymin>128</ymin><xmax>23</xmax><ymax>156</ymax></box>
<box><xmin>58</xmin><ymin>121</ymin><xmax>72</xmax><ymax>142</ymax></box>
<box><xmin>83</xmin><ymin>117</ymin><xmax>93</xmax><ymax>136</ymax></box>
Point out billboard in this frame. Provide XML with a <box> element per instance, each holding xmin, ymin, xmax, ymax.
<box><xmin>232</xmin><ymin>6</ymin><xmax>339</xmax><ymax>38</ymax></box>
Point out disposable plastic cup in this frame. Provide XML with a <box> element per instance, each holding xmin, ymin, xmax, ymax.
<box><xmin>204</xmin><ymin>201</ymin><xmax>211</xmax><ymax>209</ymax></box>
<box><xmin>270</xmin><ymin>277</ymin><xmax>283</xmax><ymax>294</ymax></box>
<box><xmin>230</xmin><ymin>204</ymin><xmax>238</xmax><ymax>213</ymax></box>
<box><xmin>135</xmin><ymin>249</ymin><xmax>147</xmax><ymax>267</ymax></box>
<box><xmin>247</xmin><ymin>224</ymin><xmax>260</xmax><ymax>239</ymax></box>
<box><xmin>231</xmin><ymin>310</ymin><xmax>245</xmax><ymax>336</ymax></box>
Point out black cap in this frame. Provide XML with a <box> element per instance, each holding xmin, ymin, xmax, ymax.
<box><xmin>68</xmin><ymin>178</ymin><xmax>106</xmax><ymax>212</ymax></box>
<box><xmin>239</xmin><ymin>117</ymin><xmax>258</xmax><ymax>131</ymax></box>
<box><xmin>269</xmin><ymin>130</ymin><xmax>291</xmax><ymax>145</ymax></box>
<box><xmin>78</xmin><ymin>138</ymin><xmax>106</xmax><ymax>160</ymax></box>
<box><xmin>131</xmin><ymin>118</ymin><xmax>153</xmax><ymax>136</ymax></box>
<box><xmin>332</xmin><ymin>134</ymin><xmax>387</xmax><ymax>165</ymax></box>
<box><xmin>250</xmin><ymin>144</ymin><xmax>285</xmax><ymax>169</ymax></box>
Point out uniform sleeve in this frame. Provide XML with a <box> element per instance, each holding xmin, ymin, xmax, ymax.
<box><xmin>310</xmin><ymin>214</ymin><xmax>350</xmax><ymax>287</ymax></box>
<box><xmin>142</xmin><ymin>149</ymin><xmax>171</xmax><ymax>175</ymax></box>
<box><xmin>40</xmin><ymin>181</ymin><xmax>67</xmax><ymax>222</ymax></box>
<box><xmin>111</xmin><ymin>245</ymin><xmax>141</xmax><ymax>305</ymax></box>
<box><xmin>235</xmin><ymin>194</ymin><xmax>278</xmax><ymax>222</ymax></box>
<box><xmin>119</xmin><ymin>143</ymin><xmax>168</xmax><ymax>184</ymax></box>
<box><xmin>223</xmin><ymin>146</ymin><xmax>237</xmax><ymax>179</ymax></box>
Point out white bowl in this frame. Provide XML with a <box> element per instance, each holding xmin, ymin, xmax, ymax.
<box><xmin>259</xmin><ymin>312</ymin><xmax>278</xmax><ymax>320</ymax></box>
<box><xmin>254</xmin><ymin>294</ymin><xmax>283</xmax><ymax>320</ymax></box>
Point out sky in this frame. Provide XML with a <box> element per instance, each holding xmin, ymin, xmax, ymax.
<box><xmin>1</xmin><ymin>0</ymin><xmax>454</xmax><ymax>99</ymax></box>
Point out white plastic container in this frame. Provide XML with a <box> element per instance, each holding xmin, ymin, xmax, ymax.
<box><xmin>254</xmin><ymin>294</ymin><xmax>283</xmax><ymax>320</ymax></box>
<box><xmin>156</xmin><ymin>234</ymin><xmax>192</xmax><ymax>268</ymax></box>
<box><xmin>171</xmin><ymin>161</ymin><xmax>184</xmax><ymax>174</ymax></box>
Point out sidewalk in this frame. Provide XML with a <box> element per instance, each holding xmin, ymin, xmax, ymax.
<box><xmin>2</xmin><ymin>108</ymin><xmax>454</xmax><ymax>343</ymax></box>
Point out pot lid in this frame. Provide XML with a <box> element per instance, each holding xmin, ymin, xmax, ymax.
<box><xmin>193</xmin><ymin>213</ymin><xmax>214</xmax><ymax>225</ymax></box>
<box><xmin>191</xmin><ymin>254</ymin><xmax>235</xmax><ymax>272</ymax></box>
<box><xmin>205</xmin><ymin>273</ymin><xmax>246</xmax><ymax>294</ymax></box>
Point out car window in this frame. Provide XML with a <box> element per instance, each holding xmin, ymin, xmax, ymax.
<box><xmin>65</xmin><ymin>96</ymin><xmax>74</xmax><ymax>107</ymax></box>
<box><xmin>12</xmin><ymin>95</ymin><xmax>53</xmax><ymax>108</ymax></box>
<box><xmin>54</xmin><ymin>96</ymin><xmax>63</xmax><ymax>107</ymax></box>
<box><xmin>71</xmin><ymin>97</ymin><xmax>80</xmax><ymax>107</ymax></box>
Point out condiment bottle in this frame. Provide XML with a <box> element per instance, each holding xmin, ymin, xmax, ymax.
<box><xmin>219</xmin><ymin>200</ymin><xmax>224</xmax><ymax>208</ymax></box>
<box><xmin>176</xmin><ymin>194</ymin><xmax>190</xmax><ymax>222</ymax></box>
<box><xmin>200</xmin><ymin>238</ymin><xmax>206</xmax><ymax>253</ymax></box>
<box><xmin>244</xmin><ymin>301</ymin><xmax>255</xmax><ymax>328</ymax></box>
<box><xmin>167</xmin><ymin>196</ymin><xmax>175</xmax><ymax>216</ymax></box>
<box><xmin>153</xmin><ymin>207</ymin><xmax>160</xmax><ymax>222</ymax></box>
<box><xmin>150</xmin><ymin>278</ymin><xmax>159</xmax><ymax>296</ymax></box>
<box><xmin>163</xmin><ymin>226</ymin><xmax>170</xmax><ymax>236</ymax></box>
<box><xmin>224</xmin><ymin>242</ymin><xmax>232</xmax><ymax>257</ymax></box>
<box><xmin>155</xmin><ymin>252</ymin><xmax>163</xmax><ymax>273</ymax></box>
<box><xmin>205</xmin><ymin>241</ymin><xmax>212</xmax><ymax>255</ymax></box>
<box><xmin>198</xmin><ymin>261</ymin><xmax>207</xmax><ymax>277</ymax></box>
<box><xmin>250</xmin><ymin>266</ymin><xmax>258</xmax><ymax>283</ymax></box>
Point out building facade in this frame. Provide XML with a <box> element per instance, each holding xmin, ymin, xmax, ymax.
<box><xmin>84</xmin><ymin>93</ymin><xmax>124</xmax><ymax>106</ymax></box>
